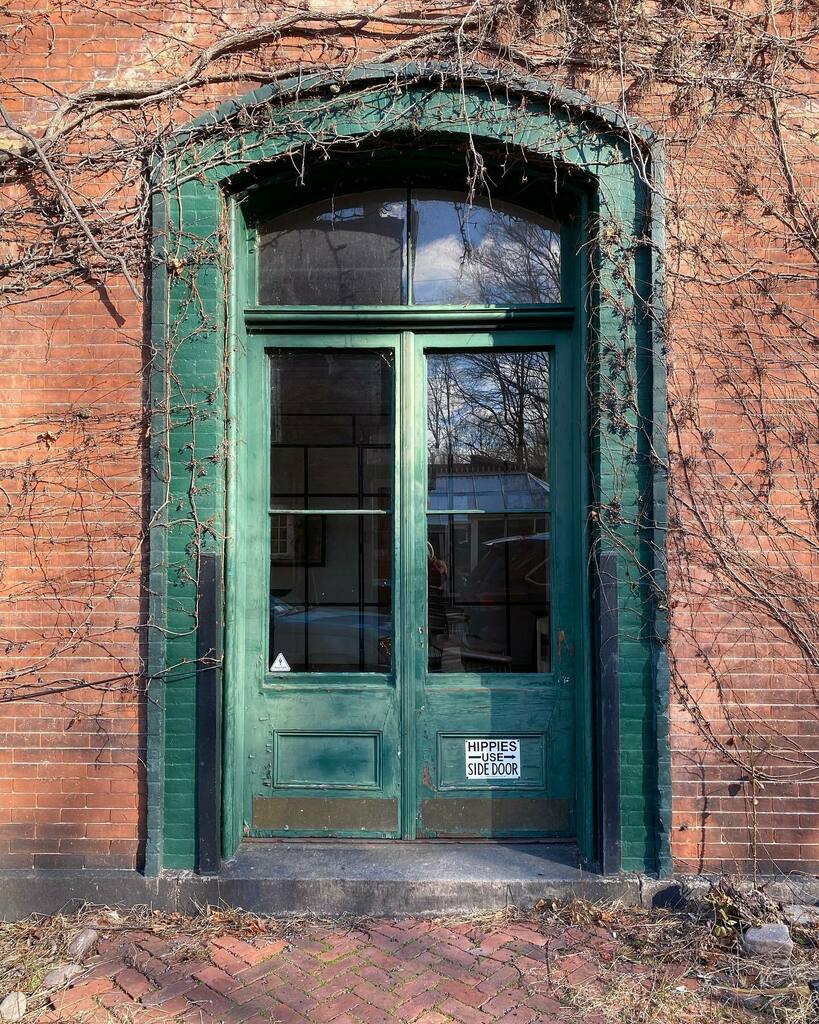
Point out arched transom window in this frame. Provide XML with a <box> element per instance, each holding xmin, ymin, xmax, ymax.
<box><xmin>258</xmin><ymin>190</ymin><xmax>561</xmax><ymax>306</ymax></box>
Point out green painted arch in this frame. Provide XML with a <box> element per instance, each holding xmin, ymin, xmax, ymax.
<box><xmin>147</xmin><ymin>66</ymin><xmax>670</xmax><ymax>876</ymax></box>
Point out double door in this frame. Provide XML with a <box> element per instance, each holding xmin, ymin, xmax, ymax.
<box><xmin>239</xmin><ymin>327</ymin><xmax>577</xmax><ymax>839</ymax></box>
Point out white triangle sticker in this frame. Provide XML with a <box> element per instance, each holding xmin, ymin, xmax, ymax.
<box><xmin>270</xmin><ymin>653</ymin><xmax>291</xmax><ymax>672</ymax></box>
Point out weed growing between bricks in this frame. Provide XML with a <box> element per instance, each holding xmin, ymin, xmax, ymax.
<box><xmin>0</xmin><ymin>895</ymin><xmax>817</xmax><ymax>1023</ymax></box>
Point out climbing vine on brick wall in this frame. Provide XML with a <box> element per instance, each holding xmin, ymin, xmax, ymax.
<box><xmin>0</xmin><ymin>0</ymin><xmax>817</xmax><ymax>872</ymax></box>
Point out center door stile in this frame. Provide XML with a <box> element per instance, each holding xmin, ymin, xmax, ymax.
<box><xmin>398</xmin><ymin>328</ymin><xmax>423</xmax><ymax>840</ymax></box>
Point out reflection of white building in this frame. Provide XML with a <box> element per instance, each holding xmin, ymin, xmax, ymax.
<box><xmin>428</xmin><ymin>468</ymin><xmax>550</xmax><ymax>568</ymax></box>
<box><xmin>428</xmin><ymin>467</ymin><xmax>550</xmax><ymax>512</ymax></box>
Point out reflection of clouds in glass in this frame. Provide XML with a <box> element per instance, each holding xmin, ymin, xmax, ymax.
<box><xmin>315</xmin><ymin>200</ymin><xmax>404</xmax><ymax>225</ymax></box>
<box><xmin>316</xmin><ymin>207</ymin><xmax>364</xmax><ymax>223</ymax></box>
<box><xmin>412</xmin><ymin>198</ymin><xmax>560</xmax><ymax>305</ymax></box>
<box><xmin>413</xmin><ymin>234</ymin><xmax>478</xmax><ymax>296</ymax></box>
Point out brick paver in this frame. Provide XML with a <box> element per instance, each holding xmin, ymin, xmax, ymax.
<box><xmin>35</xmin><ymin>916</ymin><xmax>643</xmax><ymax>1023</ymax></box>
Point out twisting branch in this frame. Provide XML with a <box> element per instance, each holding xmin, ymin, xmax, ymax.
<box><xmin>0</xmin><ymin>101</ymin><xmax>141</xmax><ymax>298</ymax></box>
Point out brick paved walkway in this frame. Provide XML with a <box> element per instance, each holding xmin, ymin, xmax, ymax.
<box><xmin>37</xmin><ymin>915</ymin><xmax>683</xmax><ymax>1024</ymax></box>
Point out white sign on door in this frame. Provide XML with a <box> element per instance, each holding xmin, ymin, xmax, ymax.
<box><xmin>465</xmin><ymin>738</ymin><xmax>521</xmax><ymax>779</ymax></box>
<box><xmin>270</xmin><ymin>653</ymin><xmax>291</xmax><ymax>672</ymax></box>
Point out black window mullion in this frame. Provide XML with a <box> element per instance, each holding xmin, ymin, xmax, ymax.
<box><xmin>405</xmin><ymin>185</ymin><xmax>413</xmax><ymax>306</ymax></box>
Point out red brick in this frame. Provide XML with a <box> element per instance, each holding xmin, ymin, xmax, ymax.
<box><xmin>438</xmin><ymin>999</ymin><xmax>494</xmax><ymax>1024</ymax></box>
<box><xmin>352</xmin><ymin>979</ymin><xmax>400</xmax><ymax>1011</ymax></box>
<box><xmin>194</xmin><ymin>965</ymin><xmax>239</xmax><ymax>994</ymax></box>
<box><xmin>115</xmin><ymin>968</ymin><xmax>155</xmax><ymax>1000</ymax></box>
<box><xmin>394</xmin><ymin>990</ymin><xmax>442</xmax><ymax>1020</ymax></box>
<box><xmin>50</xmin><ymin>978</ymin><xmax>113</xmax><ymax>1011</ymax></box>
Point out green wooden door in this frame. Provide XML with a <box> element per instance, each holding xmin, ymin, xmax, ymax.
<box><xmin>412</xmin><ymin>331</ymin><xmax>576</xmax><ymax>839</ymax></box>
<box><xmin>241</xmin><ymin>334</ymin><xmax>403</xmax><ymax>837</ymax></box>
<box><xmin>240</xmin><ymin>326</ymin><xmax>576</xmax><ymax>839</ymax></box>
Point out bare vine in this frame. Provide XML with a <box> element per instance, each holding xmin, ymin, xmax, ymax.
<box><xmin>1</xmin><ymin>0</ymin><xmax>818</xmax><ymax>871</ymax></box>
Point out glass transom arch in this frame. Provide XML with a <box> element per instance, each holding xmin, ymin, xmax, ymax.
<box><xmin>257</xmin><ymin>189</ymin><xmax>562</xmax><ymax>306</ymax></box>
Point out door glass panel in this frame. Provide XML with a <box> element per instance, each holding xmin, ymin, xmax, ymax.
<box><xmin>258</xmin><ymin>191</ymin><xmax>407</xmax><ymax>305</ymax></box>
<box><xmin>269</xmin><ymin>514</ymin><xmax>392</xmax><ymax>672</ymax></box>
<box><xmin>411</xmin><ymin>192</ymin><xmax>561</xmax><ymax>305</ymax></box>
<box><xmin>269</xmin><ymin>350</ymin><xmax>393</xmax><ymax>672</ymax></box>
<box><xmin>426</xmin><ymin>351</ymin><xmax>551</xmax><ymax>672</ymax></box>
<box><xmin>271</xmin><ymin>350</ymin><xmax>393</xmax><ymax>509</ymax></box>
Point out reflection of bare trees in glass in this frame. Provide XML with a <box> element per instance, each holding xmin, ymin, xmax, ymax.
<box><xmin>427</xmin><ymin>352</ymin><xmax>550</xmax><ymax>476</ymax></box>
<box><xmin>452</xmin><ymin>204</ymin><xmax>561</xmax><ymax>305</ymax></box>
<box><xmin>261</xmin><ymin>190</ymin><xmax>561</xmax><ymax>307</ymax></box>
<box><xmin>412</xmin><ymin>198</ymin><xmax>561</xmax><ymax>306</ymax></box>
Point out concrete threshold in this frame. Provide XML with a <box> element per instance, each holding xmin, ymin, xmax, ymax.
<box><xmin>0</xmin><ymin>842</ymin><xmax>660</xmax><ymax>919</ymax></box>
<box><xmin>212</xmin><ymin>841</ymin><xmax>642</xmax><ymax>916</ymax></box>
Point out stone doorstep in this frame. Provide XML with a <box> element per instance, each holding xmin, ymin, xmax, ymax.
<box><xmin>5</xmin><ymin>843</ymin><xmax>817</xmax><ymax>921</ymax></box>
<box><xmin>0</xmin><ymin>842</ymin><xmax>651</xmax><ymax>920</ymax></box>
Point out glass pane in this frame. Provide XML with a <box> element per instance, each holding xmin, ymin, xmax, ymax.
<box><xmin>268</xmin><ymin>348</ymin><xmax>393</xmax><ymax>673</ymax></box>
<box><xmin>412</xmin><ymin>191</ymin><xmax>560</xmax><ymax>305</ymax></box>
<box><xmin>270</xmin><ymin>514</ymin><xmax>392</xmax><ymax>672</ymax></box>
<box><xmin>426</xmin><ymin>349</ymin><xmax>550</xmax><ymax>673</ymax></box>
<box><xmin>427</xmin><ymin>351</ymin><xmax>550</xmax><ymax>510</ymax></box>
<box><xmin>259</xmin><ymin>191</ymin><xmax>407</xmax><ymax>305</ymax></box>
<box><xmin>270</xmin><ymin>350</ymin><xmax>393</xmax><ymax>509</ymax></box>
<box><xmin>427</xmin><ymin>513</ymin><xmax>550</xmax><ymax>673</ymax></box>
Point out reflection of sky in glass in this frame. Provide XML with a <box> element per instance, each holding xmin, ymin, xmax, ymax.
<box><xmin>412</xmin><ymin>192</ymin><xmax>561</xmax><ymax>306</ymax></box>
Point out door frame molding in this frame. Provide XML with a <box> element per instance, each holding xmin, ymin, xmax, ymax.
<box><xmin>148</xmin><ymin>66</ymin><xmax>671</xmax><ymax>876</ymax></box>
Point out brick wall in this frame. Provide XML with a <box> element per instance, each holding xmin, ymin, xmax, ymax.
<box><xmin>1</xmin><ymin>1</ymin><xmax>816</xmax><ymax>875</ymax></box>
<box><xmin>1</xmin><ymin>286</ymin><xmax>145</xmax><ymax>868</ymax></box>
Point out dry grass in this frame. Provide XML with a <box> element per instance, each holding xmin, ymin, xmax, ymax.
<box><xmin>0</xmin><ymin>902</ymin><xmax>279</xmax><ymax>1015</ymax></box>
<box><xmin>0</xmin><ymin>887</ymin><xmax>816</xmax><ymax>1024</ymax></box>
<box><xmin>562</xmin><ymin>971</ymin><xmax>753</xmax><ymax>1024</ymax></box>
<box><xmin>527</xmin><ymin>888</ymin><xmax>819</xmax><ymax>1024</ymax></box>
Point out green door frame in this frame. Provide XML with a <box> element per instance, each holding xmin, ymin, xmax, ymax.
<box><xmin>147</xmin><ymin>66</ymin><xmax>671</xmax><ymax>876</ymax></box>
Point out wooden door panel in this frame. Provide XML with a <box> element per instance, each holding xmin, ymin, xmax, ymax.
<box><xmin>417</xmin><ymin>686</ymin><xmax>574</xmax><ymax>837</ymax></box>
<box><xmin>243</xmin><ymin>338</ymin><xmax>402</xmax><ymax>838</ymax></box>
<box><xmin>246</xmin><ymin>687</ymin><xmax>400</xmax><ymax>836</ymax></box>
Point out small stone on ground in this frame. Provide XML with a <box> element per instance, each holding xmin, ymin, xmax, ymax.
<box><xmin>0</xmin><ymin>992</ymin><xmax>26</xmax><ymax>1023</ymax></box>
<box><xmin>782</xmin><ymin>904</ymin><xmax>819</xmax><ymax>927</ymax></box>
<box><xmin>742</xmin><ymin>923</ymin><xmax>794</xmax><ymax>957</ymax></box>
<box><xmin>42</xmin><ymin>964</ymin><xmax>84</xmax><ymax>989</ymax></box>
<box><xmin>66</xmin><ymin>927</ymin><xmax>98</xmax><ymax>959</ymax></box>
